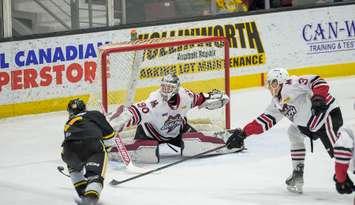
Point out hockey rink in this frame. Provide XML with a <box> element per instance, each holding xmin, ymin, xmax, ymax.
<box><xmin>0</xmin><ymin>76</ymin><xmax>354</xmax><ymax>205</ymax></box>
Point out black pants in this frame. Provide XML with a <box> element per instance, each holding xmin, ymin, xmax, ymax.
<box><xmin>298</xmin><ymin>107</ymin><xmax>343</xmax><ymax>157</ymax></box>
<box><xmin>61</xmin><ymin>138</ymin><xmax>106</xmax><ymax>176</ymax></box>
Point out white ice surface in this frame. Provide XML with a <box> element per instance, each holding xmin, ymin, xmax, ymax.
<box><xmin>0</xmin><ymin>76</ymin><xmax>354</xmax><ymax>205</ymax></box>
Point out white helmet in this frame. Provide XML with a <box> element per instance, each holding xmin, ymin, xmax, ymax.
<box><xmin>266</xmin><ymin>68</ymin><xmax>289</xmax><ymax>96</ymax></box>
<box><xmin>266</xmin><ymin>68</ymin><xmax>289</xmax><ymax>85</ymax></box>
<box><xmin>160</xmin><ymin>73</ymin><xmax>180</xmax><ymax>101</ymax></box>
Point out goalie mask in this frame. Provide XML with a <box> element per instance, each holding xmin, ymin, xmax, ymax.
<box><xmin>67</xmin><ymin>98</ymin><xmax>86</xmax><ymax>116</ymax></box>
<box><xmin>266</xmin><ymin>68</ymin><xmax>289</xmax><ymax>97</ymax></box>
<box><xmin>160</xmin><ymin>73</ymin><xmax>180</xmax><ymax>101</ymax></box>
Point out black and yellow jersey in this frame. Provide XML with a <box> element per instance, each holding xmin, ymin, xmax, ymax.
<box><xmin>63</xmin><ymin>110</ymin><xmax>115</xmax><ymax>142</ymax></box>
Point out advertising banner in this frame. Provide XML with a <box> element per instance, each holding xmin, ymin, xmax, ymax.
<box><xmin>0</xmin><ymin>4</ymin><xmax>354</xmax><ymax>117</ymax></box>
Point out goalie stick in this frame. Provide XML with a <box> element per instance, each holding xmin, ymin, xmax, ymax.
<box><xmin>109</xmin><ymin>144</ymin><xmax>244</xmax><ymax>186</ymax></box>
<box><xmin>99</xmin><ymin>103</ymin><xmax>147</xmax><ymax>174</ymax></box>
<box><xmin>112</xmin><ymin>132</ymin><xmax>148</xmax><ymax>173</ymax></box>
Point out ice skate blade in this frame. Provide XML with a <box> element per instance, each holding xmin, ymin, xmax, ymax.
<box><xmin>287</xmin><ymin>185</ymin><xmax>303</xmax><ymax>194</ymax></box>
<box><xmin>75</xmin><ymin>199</ymin><xmax>101</xmax><ymax>205</ymax></box>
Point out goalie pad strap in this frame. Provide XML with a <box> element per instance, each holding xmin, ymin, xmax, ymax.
<box><xmin>182</xmin><ymin>131</ymin><xmax>243</xmax><ymax>157</ymax></box>
<box><xmin>182</xmin><ymin>132</ymin><xmax>225</xmax><ymax>144</ymax></box>
<box><xmin>182</xmin><ymin>132</ymin><xmax>233</xmax><ymax>157</ymax></box>
<box><xmin>125</xmin><ymin>139</ymin><xmax>159</xmax><ymax>150</ymax></box>
<box><xmin>110</xmin><ymin>139</ymin><xmax>158</xmax><ymax>152</ymax></box>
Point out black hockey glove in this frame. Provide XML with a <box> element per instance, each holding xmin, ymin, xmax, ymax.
<box><xmin>334</xmin><ymin>174</ymin><xmax>354</xmax><ymax>194</ymax></box>
<box><xmin>226</xmin><ymin>128</ymin><xmax>246</xmax><ymax>149</ymax></box>
<box><xmin>311</xmin><ymin>95</ymin><xmax>328</xmax><ymax>115</ymax></box>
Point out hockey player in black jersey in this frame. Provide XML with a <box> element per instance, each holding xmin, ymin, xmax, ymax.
<box><xmin>61</xmin><ymin>98</ymin><xmax>116</xmax><ymax>205</ymax></box>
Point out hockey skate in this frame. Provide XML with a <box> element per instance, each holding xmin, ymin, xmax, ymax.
<box><xmin>285</xmin><ymin>163</ymin><xmax>304</xmax><ymax>193</ymax></box>
<box><xmin>75</xmin><ymin>196</ymin><xmax>98</xmax><ymax>205</ymax></box>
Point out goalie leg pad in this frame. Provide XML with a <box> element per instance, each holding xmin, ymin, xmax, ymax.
<box><xmin>181</xmin><ymin>132</ymin><xmax>241</xmax><ymax>157</ymax></box>
<box><xmin>109</xmin><ymin>139</ymin><xmax>159</xmax><ymax>164</ymax></box>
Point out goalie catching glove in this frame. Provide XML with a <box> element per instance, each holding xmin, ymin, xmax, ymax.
<box><xmin>199</xmin><ymin>89</ymin><xmax>229</xmax><ymax>110</ymax></box>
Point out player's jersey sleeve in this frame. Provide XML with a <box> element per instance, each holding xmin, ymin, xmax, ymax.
<box><xmin>307</xmin><ymin>75</ymin><xmax>329</xmax><ymax>97</ymax></box>
<box><xmin>180</xmin><ymin>88</ymin><xmax>205</xmax><ymax>108</ymax></box>
<box><xmin>86</xmin><ymin>110</ymin><xmax>115</xmax><ymax>140</ymax></box>
<box><xmin>334</xmin><ymin>125</ymin><xmax>354</xmax><ymax>183</ymax></box>
<box><xmin>192</xmin><ymin>92</ymin><xmax>206</xmax><ymax>107</ymax></box>
<box><xmin>297</xmin><ymin>75</ymin><xmax>334</xmax><ymax>105</ymax></box>
<box><xmin>243</xmin><ymin>102</ymin><xmax>284</xmax><ymax>137</ymax></box>
<box><xmin>126</xmin><ymin>104</ymin><xmax>144</xmax><ymax>127</ymax></box>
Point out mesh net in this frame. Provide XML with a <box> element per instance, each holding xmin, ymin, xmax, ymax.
<box><xmin>89</xmin><ymin>36</ymin><xmax>230</xmax><ymax>135</ymax></box>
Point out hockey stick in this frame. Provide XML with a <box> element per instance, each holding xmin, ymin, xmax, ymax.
<box><xmin>57</xmin><ymin>165</ymin><xmax>70</xmax><ymax>177</ymax></box>
<box><xmin>99</xmin><ymin>103</ymin><xmax>147</xmax><ymax>174</ymax></box>
<box><xmin>112</xmin><ymin>132</ymin><xmax>148</xmax><ymax>173</ymax></box>
<box><xmin>109</xmin><ymin>144</ymin><xmax>230</xmax><ymax>186</ymax></box>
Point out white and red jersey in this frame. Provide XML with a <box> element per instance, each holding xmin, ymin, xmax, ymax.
<box><xmin>243</xmin><ymin>75</ymin><xmax>338</xmax><ymax>137</ymax></box>
<box><xmin>125</xmin><ymin>88</ymin><xmax>205</xmax><ymax>141</ymax></box>
<box><xmin>334</xmin><ymin>125</ymin><xmax>355</xmax><ymax>183</ymax></box>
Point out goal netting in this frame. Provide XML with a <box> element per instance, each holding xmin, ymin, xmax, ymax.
<box><xmin>90</xmin><ymin>36</ymin><xmax>231</xmax><ymax>137</ymax></box>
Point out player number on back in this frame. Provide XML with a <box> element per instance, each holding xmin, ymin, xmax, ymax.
<box><xmin>298</xmin><ymin>78</ymin><xmax>308</xmax><ymax>85</ymax></box>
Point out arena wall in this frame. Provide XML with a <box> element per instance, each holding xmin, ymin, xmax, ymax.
<box><xmin>0</xmin><ymin>4</ymin><xmax>354</xmax><ymax>118</ymax></box>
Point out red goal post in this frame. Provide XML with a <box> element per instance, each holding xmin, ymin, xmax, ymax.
<box><xmin>96</xmin><ymin>36</ymin><xmax>231</xmax><ymax>129</ymax></box>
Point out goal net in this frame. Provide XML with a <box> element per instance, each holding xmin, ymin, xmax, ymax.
<box><xmin>91</xmin><ymin>36</ymin><xmax>230</xmax><ymax>136</ymax></box>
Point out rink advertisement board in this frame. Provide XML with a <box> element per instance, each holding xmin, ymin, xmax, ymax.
<box><xmin>0</xmin><ymin>4</ymin><xmax>354</xmax><ymax>117</ymax></box>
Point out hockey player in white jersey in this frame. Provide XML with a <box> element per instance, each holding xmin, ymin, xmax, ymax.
<box><xmin>226</xmin><ymin>68</ymin><xmax>343</xmax><ymax>193</ymax></box>
<box><xmin>333</xmin><ymin>124</ymin><xmax>354</xmax><ymax>194</ymax></box>
<box><xmin>108</xmin><ymin>73</ymin><xmax>235</xmax><ymax>163</ymax></box>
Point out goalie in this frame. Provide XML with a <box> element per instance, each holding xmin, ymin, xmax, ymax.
<box><xmin>107</xmin><ymin>73</ymin><xmax>240</xmax><ymax>163</ymax></box>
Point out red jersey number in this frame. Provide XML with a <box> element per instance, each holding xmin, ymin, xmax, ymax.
<box><xmin>298</xmin><ymin>78</ymin><xmax>308</xmax><ymax>85</ymax></box>
<box><xmin>137</xmin><ymin>102</ymin><xmax>149</xmax><ymax>113</ymax></box>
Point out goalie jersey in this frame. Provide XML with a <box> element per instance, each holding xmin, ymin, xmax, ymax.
<box><xmin>125</xmin><ymin>88</ymin><xmax>205</xmax><ymax>141</ymax></box>
<box><xmin>243</xmin><ymin>75</ymin><xmax>338</xmax><ymax>136</ymax></box>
